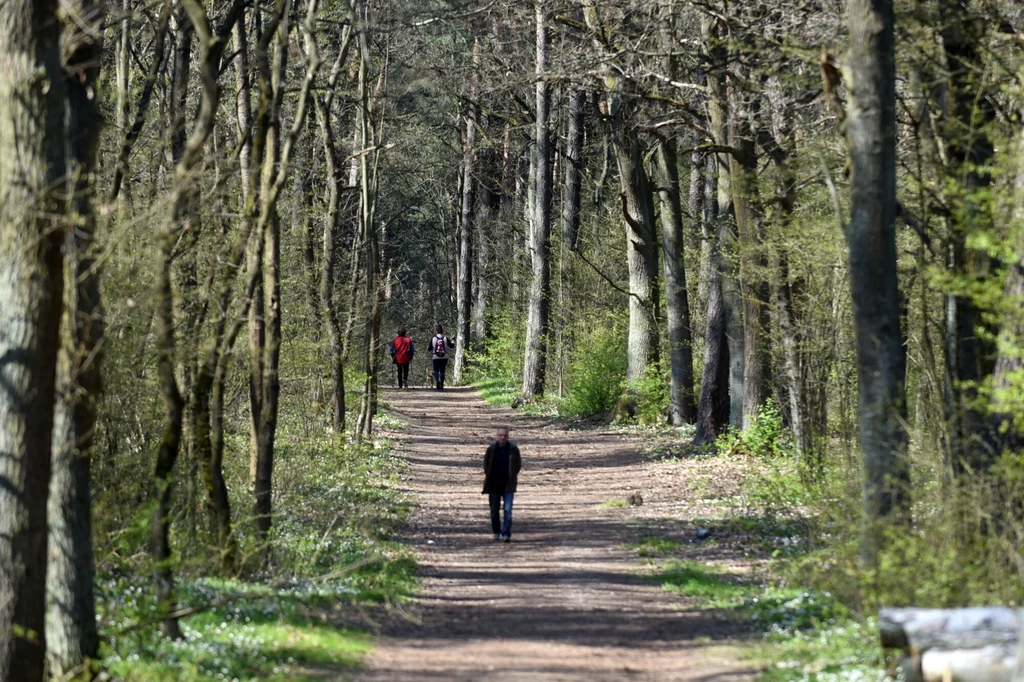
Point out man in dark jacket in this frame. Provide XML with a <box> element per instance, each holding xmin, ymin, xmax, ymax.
<box><xmin>482</xmin><ymin>427</ymin><xmax>521</xmax><ymax>542</ymax></box>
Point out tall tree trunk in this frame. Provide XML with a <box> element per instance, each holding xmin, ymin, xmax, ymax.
<box><xmin>774</xmin><ymin>250</ymin><xmax>809</xmax><ymax>459</ymax></box>
<box><xmin>845</xmin><ymin>0</ymin><xmax>909</xmax><ymax>564</ymax></box>
<box><xmin>315</xmin><ymin>24</ymin><xmax>353</xmax><ymax>433</ymax></box>
<box><xmin>936</xmin><ymin>2</ymin><xmax>998</xmax><ymax>476</ymax></box>
<box><xmin>615</xmin><ymin>130</ymin><xmax>660</xmax><ymax>383</ymax></box>
<box><xmin>454</xmin><ymin>34</ymin><xmax>480</xmax><ymax>385</ymax></box>
<box><xmin>108</xmin><ymin>1</ymin><xmax>172</xmax><ymax>202</ymax></box>
<box><xmin>729</xmin><ymin>112</ymin><xmax>769</xmax><ymax>428</ymax></box>
<box><xmin>150</xmin><ymin>0</ymin><xmax>247</xmax><ymax>618</ymax></box>
<box><xmin>693</xmin><ymin>156</ymin><xmax>730</xmax><ymax>445</ymax></box>
<box><xmin>116</xmin><ymin>0</ymin><xmax>131</xmax><ymax>135</ymax></box>
<box><xmin>655</xmin><ymin>133</ymin><xmax>696</xmax><ymax>424</ymax></box>
<box><xmin>562</xmin><ymin>87</ymin><xmax>585</xmax><ymax>252</ymax></box>
<box><xmin>0</xmin><ymin>3</ymin><xmax>67</xmax><ymax>678</ymax></box>
<box><xmin>251</xmin><ymin>0</ymin><xmax>289</xmax><ymax>546</ymax></box>
<box><xmin>522</xmin><ymin>3</ymin><xmax>552</xmax><ymax>397</ymax></box>
<box><xmin>703</xmin><ymin>14</ymin><xmax>743</xmax><ymax>427</ymax></box>
<box><xmin>652</xmin><ymin>2</ymin><xmax>694</xmax><ymax>423</ymax></box>
<box><xmin>990</xmin><ymin>125</ymin><xmax>1024</xmax><ymax>454</ymax></box>
<box><xmin>690</xmin><ymin>147</ymin><xmax>710</xmax><ymax>340</ymax></box>
<box><xmin>154</xmin><ymin>232</ymin><xmax>185</xmax><ymax>643</ymax></box>
<box><xmin>693</xmin><ymin>270</ymin><xmax>731</xmax><ymax>445</ymax></box>
<box><xmin>252</xmin><ymin>0</ymin><xmax>321</xmax><ymax>555</ymax></box>
<box><xmin>473</xmin><ymin>148</ymin><xmax>495</xmax><ymax>344</ymax></box>
<box><xmin>46</xmin><ymin>0</ymin><xmax>104</xmax><ymax>672</ymax></box>
<box><xmin>355</xmin><ymin>0</ymin><xmax>382</xmax><ymax>439</ymax></box>
<box><xmin>234</xmin><ymin>10</ymin><xmax>253</xmax><ymax>201</ymax></box>
<box><xmin>760</xmin><ymin>84</ymin><xmax>812</xmax><ymax>467</ymax></box>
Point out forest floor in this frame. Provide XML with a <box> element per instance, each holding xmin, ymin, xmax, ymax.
<box><xmin>348</xmin><ymin>385</ymin><xmax>758</xmax><ymax>682</ymax></box>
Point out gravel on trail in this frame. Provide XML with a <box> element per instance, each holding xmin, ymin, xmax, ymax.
<box><xmin>351</xmin><ymin>386</ymin><xmax>755</xmax><ymax>682</ymax></box>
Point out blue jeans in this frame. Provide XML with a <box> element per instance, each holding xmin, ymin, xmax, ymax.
<box><xmin>432</xmin><ymin>358</ymin><xmax>448</xmax><ymax>387</ymax></box>
<box><xmin>489</xmin><ymin>492</ymin><xmax>514</xmax><ymax>537</ymax></box>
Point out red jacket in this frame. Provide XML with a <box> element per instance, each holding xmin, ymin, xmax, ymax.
<box><xmin>392</xmin><ymin>336</ymin><xmax>412</xmax><ymax>364</ymax></box>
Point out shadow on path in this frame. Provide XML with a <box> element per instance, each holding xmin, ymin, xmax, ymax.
<box><xmin>350</xmin><ymin>387</ymin><xmax>755</xmax><ymax>682</ymax></box>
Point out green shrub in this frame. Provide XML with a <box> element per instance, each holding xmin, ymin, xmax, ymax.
<box><xmin>467</xmin><ymin>311</ymin><xmax>524</xmax><ymax>387</ymax></box>
<box><xmin>629</xmin><ymin>362</ymin><xmax>670</xmax><ymax>425</ymax></box>
<box><xmin>715</xmin><ymin>398</ymin><xmax>794</xmax><ymax>459</ymax></box>
<box><xmin>561</xmin><ymin>321</ymin><xmax>627</xmax><ymax>416</ymax></box>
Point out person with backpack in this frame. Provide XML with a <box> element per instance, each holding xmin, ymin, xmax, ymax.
<box><xmin>389</xmin><ymin>328</ymin><xmax>414</xmax><ymax>389</ymax></box>
<box><xmin>482</xmin><ymin>426</ymin><xmax>521</xmax><ymax>542</ymax></box>
<box><xmin>430</xmin><ymin>325</ymin><xmax>453</xmax><ymax>390</ymax></box>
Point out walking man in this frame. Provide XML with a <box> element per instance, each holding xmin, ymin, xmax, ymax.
<box><xmin>430</xmin><ymin>325</ymin><xmax>453</xmax><ymax>390</ymax></box>
<box><xmin>482</xmin><ymin>427</ymin><xmax>521</xmax><ymax>542</ymax></box>
<box><xmin>389</xmin><ymin>328</ymin><xmax>414</xmax><ymax>388</ymax></box>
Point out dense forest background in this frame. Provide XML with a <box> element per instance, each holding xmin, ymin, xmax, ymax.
<box><xmin>3</xmin><ymin>0</ymin><xmax>1024</xmax><ymax>679</ymax></box>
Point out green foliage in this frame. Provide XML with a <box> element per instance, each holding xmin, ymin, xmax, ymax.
<box><xmin>100</xmin><ymin>577</ymin><xmax>373</xmax><ymax>682</ymax></box>
<box><xmin>715</xmin><ymin>399</ymin><xmax>794</xmax><ymax>460</ymax></box>
<box><xmin>598</xmin><ymin>498</ymin><xmax>627</xmax><ymax>509</ymax></box>
<box><xmin>467</xmin><ymin>311</ymin><xmax>524</xmax><ymax>390</ymax></box>
<box><xmin>745</xmin><ymin>588</ymin><xmax>882</xmax><ymax>682</ymax></box>
<box><xmin>561</xmin><ymin>321</ymin><xmax>627</xmax><ymax>417</ymax></box>
<box><xmin>625</xmin><ymin>362</ymin><xmax>670</xmax><ymax>425</ymax></box>
<box><xmin>100</xmin><ymin>434</ymin><xmax>415</xmax><ymax>680</ymax></box>
<box><xmin>647</xmin><ymin>560</ymin><xmax>757</xmax><ymax>607</ymax></box>
<box><xmin>628</xmin><ymin>536</ymin><xmax>682</xmax><ymax>557</ymax></box>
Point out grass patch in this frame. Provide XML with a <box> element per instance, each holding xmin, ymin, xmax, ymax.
<box><xmin>100</xmin><ymin>433</ymin><xmax>415</xmax><ymax>681</ymax></box>
<box><xmin>473</xmin><ymin>377</ymin><xmax>518</xmax><ymax>406</ymax></box>
<box><xmin>628</xmin><ymin>537</ymin><xmax>682</xmax><ymax>557</ymax></box>
<box><xmin>648</xmin><ymin>560</ymin><xmax>757</xmax><ymax>607</ymax></box>
<box><xmin>742</xmin><ymin>590</ymin><xmax>883</xmax><ymax>681</ymax></box>
<box><xmin>471</xmin><ymin>377</ymin><xmax>557</xmax><ymax>415</ymax></box>
<box><xmin>102</xmin><ymin>578</ymin><xmax>374</xmax><ymax>682</ymax></box>
<box><xmin>599</xmin><ymin>498</ymin><xmax>628</xmax><ymax>509</ymax></box>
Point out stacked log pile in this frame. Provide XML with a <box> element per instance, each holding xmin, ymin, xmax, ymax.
<box><xmin>879</xmin><ymin>608</ymin><xmax>1024</xmax><ymax>682</ymax></box>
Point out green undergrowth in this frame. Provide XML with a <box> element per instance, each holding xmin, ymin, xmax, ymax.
<box><xmin>647</xmin><ymin>560</ymin><xmax>757</xmax><ymax>607</ymax></box>
<box><xmin>98</xmin><ymin>429</ymin><xmax>415</xmax><ymax>682</ymax></box>
<box><xmin>635</xmin><ymin>545</ymin><xmax>883</xmax><ymax>680</ymax></box>
<box><xmin>471</xmin><ymin>377</ymin><xmax>557</xmax><ymax>415</ymax></box>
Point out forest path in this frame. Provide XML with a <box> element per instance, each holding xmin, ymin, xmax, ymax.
<box><xmin>350</xmin><ymin>386</ymin><xmax>754</xmax><ymax>682</ymax></box>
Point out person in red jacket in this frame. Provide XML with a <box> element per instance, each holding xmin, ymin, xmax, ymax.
<box><xmin>389</xmin><ymin>328</ymin><xmax>414</xmax><ymax>389</ymax></box>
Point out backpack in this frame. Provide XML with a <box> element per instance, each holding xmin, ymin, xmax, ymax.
<box><xmin>433</xmin><ymin>336</ymin><xmax>446</xmax><ymax>357</ymax></box>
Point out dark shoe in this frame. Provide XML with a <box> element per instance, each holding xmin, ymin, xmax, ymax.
<box><xmin>502</xmin><ymin>535</ymin><xmax>510</xmax><ymax>543</ymax></box>
<box><xmin>493</xmin><ymin>533</ymin><xmax>501</xmax><ymax>542</ymax></box>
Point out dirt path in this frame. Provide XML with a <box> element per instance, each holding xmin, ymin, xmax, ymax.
<box><xmin>352</xmin><ymin>386</ymin><xmax>755</xmax><ymax>682</ymax></box>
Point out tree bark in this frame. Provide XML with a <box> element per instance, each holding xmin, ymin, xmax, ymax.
<box><xmin>115</xmin><ymin>0</ymin><xmax>131</xmax><ymax>135</ymax></box>
<box><xmin>454</xmin><ymin>34</ymin><xmax>480</xmax><ymax>385</ymax></box>
<box><xmin>522</xmin><ymin>3</ymin><xmax>552</xmax><ymax>398</ymax></box>
<box><xmin>936</xmin><ymin>2</ymin><xmax>998</xmax><ymax>477</ymax></box>
<box><xmin>655</xmin><ymin>132</ymin><xmax>696</xmax><ymax>424</ymax></box>
<box><xmin>0</xmin><ymin>3</ymin><xmax>67</xmax><ymax>678</ymax></box>
<box><xmin>728</xmin><ymin>101</ymin><xmax>770</xmax><ymax>429</ymax></box>
<box><xmin>759</xmin><ymin>87</ymin><xmax>812</xmax><ymax>466</ymax></box>
<box><xmin>562</xmin><ymin>87</ymin><xmax>585</xmax><ymax>252</ymax></box>
<box><xmin>693</xmin><ymin>159</ymin><xmax>730</xmax><ymax>445</ymax></box>
<box><xmin>109</xmin><ymin>1</ymin><xmax>172</xmax><ymax>202</ymax></box>
<box><xmin>234</xmin><ymin>10</ymin><xmax>253</xmax><ymax>201</ymax></box>
<box><xmin>355</xmin><ymin>0</ymin><xmax>382</xmax><ymax>439</ymax></box>
<box><xmin>150</xmin><ymin>0</ymin><xmax>247</xmax><ymax>635</ymax></box>
<box><xmin>845</xmin><ymin>0</ymin><xmax>910</xmax><ymax>564</ymax></box>
<box><xmin>46</xmin><ymin>0</ymin><xmax>104</xmax><ymax>672</ymax></box>
<box><xmin>253</xmin><ymin>0</ymin><xmax>322</xmax><ymax>555</ymax></box>
<box><xmin>314</xmin><ymin>24</ymin><xmax>353</xmax><ymax>434</ymax></box>
<box><xmin>702</xmin><ymin>14</ymin><xmax>743</xmax><ymax>428</ymax></box>
<box><xmin>652</xmin><ymin>2</ymin><xmax>695</xmax><ymax>424</ymax></box>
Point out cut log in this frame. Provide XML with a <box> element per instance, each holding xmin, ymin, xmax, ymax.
<box><xmin>880</xmin><ymin>608</ymin><xmax>1024</xmax><ymax>682</ymax></box>
<box><xmin>880</xmin><ymin>608</ymin><xmax>1023</xmax><ymax>652</ymax></box>
<box><xmin>920</xmin><ymin>645</ymin><xmax>1017</xmax><ymax>682</ymax></box>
